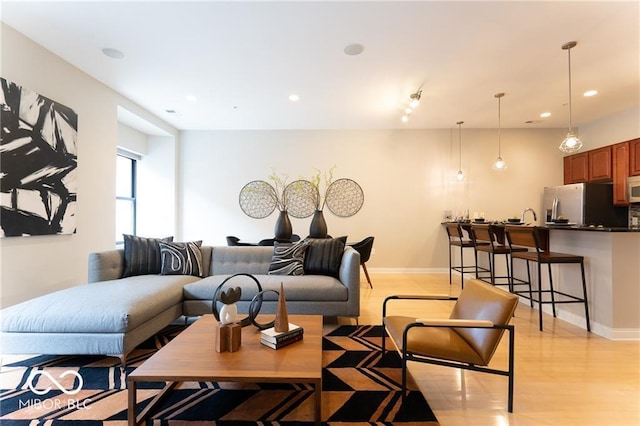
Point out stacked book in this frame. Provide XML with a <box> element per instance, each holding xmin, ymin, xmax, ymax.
<box><xmin>260</xmin><ymin>323</ymin><xmax>304</xmax><ymax>349</ymax></box>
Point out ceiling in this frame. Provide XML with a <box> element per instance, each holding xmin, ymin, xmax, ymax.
<box><xmin>2</xmin><ymin>1</ymin><xmax>638</xmax><ymax>131</ymax></box>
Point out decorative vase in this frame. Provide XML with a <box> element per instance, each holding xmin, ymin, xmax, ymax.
<box><xmin>309</xmin><ymin>209</ymin><xmax>328</xmax><ymax>238</ymax></box>
<box><xmin>274</xmin><ymin>210</ymin><xmax>292</xmax><ymax>240</ymax></box>
<box><xmin>274</xmin><ymin>283</ymin><xmax>289</xmax><ymax>332</ymax></box>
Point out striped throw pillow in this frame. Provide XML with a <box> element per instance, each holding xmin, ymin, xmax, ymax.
<box><xmin>122</xmin><ymin>234</ymin><xmax>173</xmax><ymax>277</ymax></box>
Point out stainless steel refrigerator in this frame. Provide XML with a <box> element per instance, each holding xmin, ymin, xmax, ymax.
<box><xmin>542</xmin><ymin>183</ymin><xmax>628</xmax><ymax>227</ymax></box>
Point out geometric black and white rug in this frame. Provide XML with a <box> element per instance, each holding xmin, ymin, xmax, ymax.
<box><xmin>0</xmin><ymin>325</ymin><xmax>438</xmax><ymax>425</ymax></box>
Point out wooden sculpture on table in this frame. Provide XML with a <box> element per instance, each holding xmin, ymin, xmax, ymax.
<box><xmin>216</xmin><ymin>287</ymin><xmax>242</xmax><ymax>352</ymax></box>
<box><xmin>274</xmin><ymin>282</ymin><xmax>289</xmax><ymax>332</ymax></box>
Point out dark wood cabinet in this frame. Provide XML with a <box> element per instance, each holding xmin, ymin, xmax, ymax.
<box><xmin>588</xmin><ymin>146</ymin><xmax>612</xmax><ymax>182</ymax></box>
<box><xmin>563</xmin><ymin>139</ymin><xmax>639</xmax><ymax>204</ymax></box>
<box><xmin>612</xmin><ymin>142</ymin><xmax>630</xmax><ymax>205</ymax></box>
<box><xmin>630</xmin><ymin>138</ymin><xmax>640</xmax><ymax>176</ymax></box>
<box><xmin>563</xmin><ymin>152</ymin><xmax>589</xmax><ymax>184</ymax></box>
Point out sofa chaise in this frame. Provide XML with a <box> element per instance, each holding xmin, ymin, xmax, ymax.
<box><xmin>1</xmin><ymin>243</ymin><xmax>360</xmax><ymax>364</ymax></box>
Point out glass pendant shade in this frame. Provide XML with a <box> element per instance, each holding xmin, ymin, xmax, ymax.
<box><xmin>560</xmin><ymin>131</ymin><xmax>583</xmax><ymax>153</ymax></box>
<box><xmin>456</xmin><ymin>170</ymin><xmax>464</xmax><ymax>182</ymax></box>
<box><xmin>492</xmin><ymin>156</ymin><xmax>507</xmax><ymax>171</ymax></box>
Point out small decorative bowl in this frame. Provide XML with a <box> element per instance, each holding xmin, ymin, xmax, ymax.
<box><xmin>507</xmin><ymin>218</ymin><xmax>521</xmax><ymax>223</ymax></box>
<box><xmin>553</xmin><ymin>218</ymin><xmax>569</xmax><ymax>224</ymax></box>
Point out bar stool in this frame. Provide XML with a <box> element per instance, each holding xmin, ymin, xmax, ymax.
<box><xmin>470</xmin><ymin>223</ymin><xmax>528</xmax><ymax>289</ymax></box>
<box><xmin>504</xmin><ymin>225</ymin><xmax>591</xmax><ymax>332</ymax></box>
<box><xmin>444</xmin><ymin>222</ymin><xmax>488</xmax><ymax>288</ymax></box>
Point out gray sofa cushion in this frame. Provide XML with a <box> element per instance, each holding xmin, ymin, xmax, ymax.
<box><xmin>183</xmin><ymin>274</ymin><xmax>348</xmax><ymax>302</ymax></box>
<box><xmin>1</xmin><ymin>275</ymin><xmax>200</xmax><ymax>334</ymax></box>
<box><xmin>210</xmin><ymin>246</ymin><xmax>273</xmax><ymax>275</ymax></box>
<box><xmin>88</xmin><ymin>246</ymin><xmax>213</xmax><ymax>282</ymax></box>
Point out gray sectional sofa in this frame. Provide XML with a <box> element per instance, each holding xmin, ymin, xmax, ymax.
<box><xmin>0</xmin><ymin>245</ymin><xmax>360</xmax><ymax>364</ymax></box>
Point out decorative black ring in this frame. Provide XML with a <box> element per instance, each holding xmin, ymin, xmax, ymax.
<box><xmin>212</xmin><ymin>273</ymin><xmax>263</xmax><ymax>327</ymax></box>
<box><xmin>248</xmin><ymin>290</ymin><xmax>279</xmax><ymax>330</ymax></box>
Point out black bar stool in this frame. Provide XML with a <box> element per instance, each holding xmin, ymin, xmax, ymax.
<box><xmin>444</xmin><ymin>222</ymin><xmax>488</xmax><ymax>288</ymax></box>
<box><xmin>504</xmin><ymin>225</ymin><xmax>591</xmax><ymax>332</ymax></box>
<box><xmin>471</xmin><ymin>223</ymin><xmax>528</xmax><ymax>289</ymax></box>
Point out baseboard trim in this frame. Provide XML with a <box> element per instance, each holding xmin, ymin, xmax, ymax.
<box><xmin>517</xmin><ymin>296</ymin><xmax>640</xmax><ymax>341</ymax></box>
<box><xmin>365</xmin><ymin>270</ymin><xmax>640</xmax><ymax>341</ymax></box>
<box><xmin>587</xmin><ymin>322</ymin><xmax>640</xmax><ymax>341</ymax></box>
<box><xmin>368</xmin><ymin>267</ymin><xmax>449</xmax><ymax>274</ymax></box>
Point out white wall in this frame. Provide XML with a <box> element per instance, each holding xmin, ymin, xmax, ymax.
<box><xmin>179</xmin><ymin>128</ymin><xmax>566</xmax><ymax>269</ymax></box>
<box><xmin>0</xmin><ymin>24</ymin><xmax>177</xmax><ymax>307</ymax></box>
<box><xmin>118</xmin><ymin>123</ymin><xmax>148</xmax><ymax>156</ymax></box>
<box><xmin>136</xmin><ymin>135</ymin><xmax>177</xmax><ymax>238</ymax></box>
<box><xmin>579</xmin><ymin>107</ymin><xmax>640</xmax><ymax>149</ymax></box>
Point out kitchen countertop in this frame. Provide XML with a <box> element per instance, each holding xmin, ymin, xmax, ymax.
<box><xmin>543</xmin><ymin>225</ymin><xmax>640</xmax><ymax>232</ymax></box>
<box><xmin>442</xmin><ymin>221</ymin><xmax>640</xmax><ymax>232</ymax></box>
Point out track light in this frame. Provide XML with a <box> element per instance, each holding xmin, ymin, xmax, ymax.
<box><xmin>409</xmin><ymin>90</ymin><xmax>422</xmax><ymax>108</ymax></box>
<box><xmin>401</xmin><ymin>89</ymin><xmax>422</xmax><ymax>123</ymax></box>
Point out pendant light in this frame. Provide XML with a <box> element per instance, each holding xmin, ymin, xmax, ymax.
<box><xmin>492</xmin><ymin>93</ymin><xmax>507</xmax><ymax>171</ymax></box>
<box><xmin>559</xmin><ymin>41</ymin><xmax>583</xmax><ymax>153</ymax></box>
<box><xmin>456</xmin><ymin>121</ymin><xmax>464</xmax><ymax>182</ymax></box>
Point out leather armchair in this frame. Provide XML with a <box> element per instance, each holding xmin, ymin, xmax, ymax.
<box><xmin>382</xmin><ymin>280</ymin><xmax>518</xmax><ymax>412</ymax></box>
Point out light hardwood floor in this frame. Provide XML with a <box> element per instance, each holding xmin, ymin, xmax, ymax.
<box><xmin>339</xmin><ymin>272</ymin><xmax>640</xmax><ymax>426</ymax></box>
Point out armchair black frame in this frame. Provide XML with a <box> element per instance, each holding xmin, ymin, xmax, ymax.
<box><xmin>381</xmin><ymin>293</ymin><xmax>516</xmax><ymax>413</ymax></box>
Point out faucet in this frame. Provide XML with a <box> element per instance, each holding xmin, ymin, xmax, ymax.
<box><xmin>521</xmin><ymin>208</ymin><xmax>537</xmax><ymax>224</ymax></box>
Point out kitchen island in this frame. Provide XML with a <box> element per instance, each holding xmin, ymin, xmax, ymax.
<box><xmin>539</xmin><ymin>226</ymin><xmax>639</xmax><ymax>340</ymax></box>
<box><xmin>445</xmin><ymin>222</ymin><xmax>639</xmax><ymax>340</ymax></box>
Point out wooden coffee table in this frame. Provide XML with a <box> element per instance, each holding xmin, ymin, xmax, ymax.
<box><xmin>128</xmin><ymin>314</ymin><xmax>323</xmax><ymax>425</ymax></box>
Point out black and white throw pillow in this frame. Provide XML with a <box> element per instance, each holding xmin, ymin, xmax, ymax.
<box><xmin>159</xmin><ymin>240</ymin><xmax>204</xmax><ymax>277</ymax></box>
<box><xmin>268</xmin><ymin>240</ymin><xmax>311</xmax><ymax>276</ymax></box>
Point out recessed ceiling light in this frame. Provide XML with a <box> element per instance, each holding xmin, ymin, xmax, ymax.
<box><xmin>344</xmin><ymin>43</ymin><xmax>364</xmax><ymax>56</ymax></box>
<box><xmin>186</xmin><ymin>95</ymin><xmax>197</xmax><ymax>102</ymax></box>
<box><xmin>540</xmin><ymin>112</ymin><xmax>552</xmax><ymax>118</ymax></box>
<box><xmin>101</xmin><ymin>47</ymin><xmax>125</xmax><ymax>59</ymax></box>
<box><xmin>289</xmin><ymin>94</ymin><xmax>300</xmax><ymax>102</ymax></box>
<box><xmin>583</xmin><ymin>90</ymin><xmax>598</xmax><ymax>97</ymax></box>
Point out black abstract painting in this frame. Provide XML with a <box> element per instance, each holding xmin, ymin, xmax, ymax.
<box><xmin>0</xmin><ymin>78</ymin><xmax>78</xmax><ymax>237</ymax></box>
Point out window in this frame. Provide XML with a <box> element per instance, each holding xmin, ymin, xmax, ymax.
<box><xmin>116</xmin><ymin>153</ymin><xmax>137</xmax><ymax>244</ymax></box>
